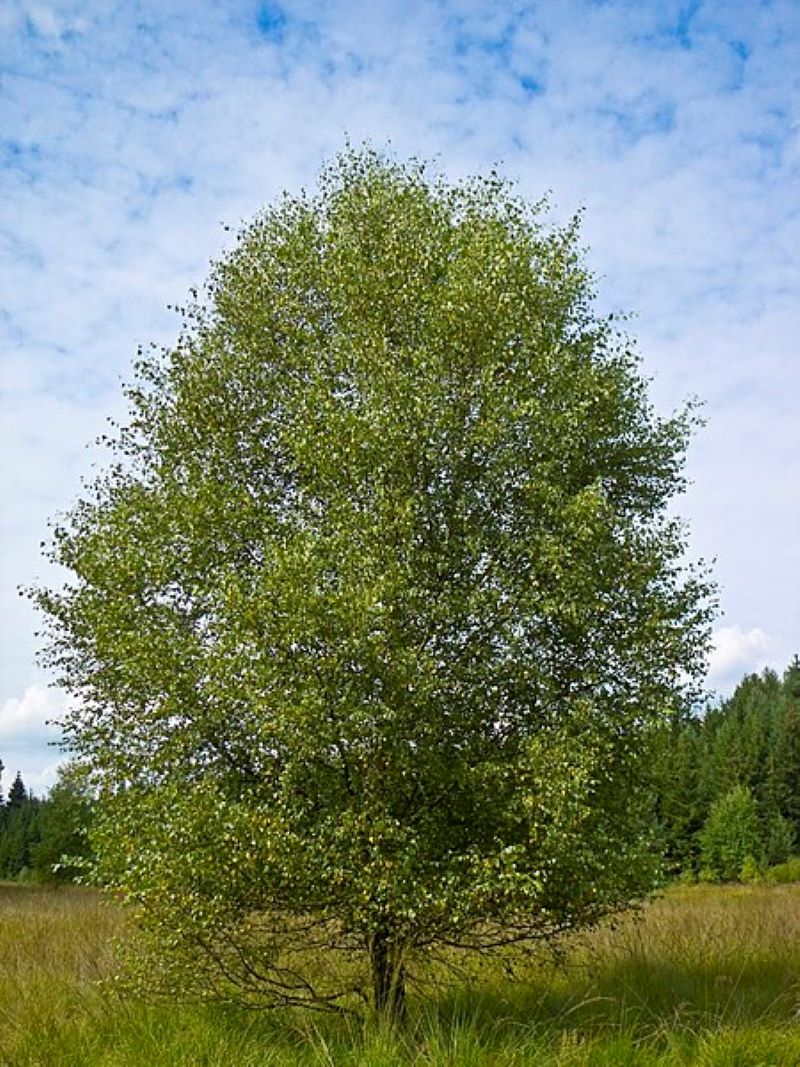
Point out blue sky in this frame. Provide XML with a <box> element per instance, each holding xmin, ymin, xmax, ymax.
<box><xmin>1</xmin><ymin>0</ymin><xmax>798</xmax><ymax>792</ymax></box>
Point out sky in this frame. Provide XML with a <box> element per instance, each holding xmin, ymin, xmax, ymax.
<box><xmin>1</xmin><ymin>0</ymin><xmax>798</xmax><ymax>793</ymax></box>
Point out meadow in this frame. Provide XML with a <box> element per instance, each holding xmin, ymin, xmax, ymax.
<box><xmin>1</xmin><ymin>881</ymin><xmax>798</xmax><ymax>1066</ymax></box>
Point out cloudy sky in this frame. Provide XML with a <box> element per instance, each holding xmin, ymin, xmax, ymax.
<box><xmin>1</xmin><ymin>0</ymin><xmax>798</xmax><ymax>792</ymax></box>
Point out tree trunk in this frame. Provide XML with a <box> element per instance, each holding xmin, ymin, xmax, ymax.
<box><xmin>370</xmin><ymin>927</ymin><xmax>406</xmax><ymax>1023</ymax></box>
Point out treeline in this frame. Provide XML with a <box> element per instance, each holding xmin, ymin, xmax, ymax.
<box><xmin>654</xmin><ymin>657</ymin><xmax>800</xmax><ymax>881</ymax></box>
<box><xmin>0</xmin><ymin>763</ymin><xmax>92</xmax><ymax>883</ymax></box>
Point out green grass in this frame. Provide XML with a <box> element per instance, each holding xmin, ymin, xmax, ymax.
<box><xmin>1</xmin><ymin>881</ymin><xmax>798</xmax><ymax>1065</ymax></box>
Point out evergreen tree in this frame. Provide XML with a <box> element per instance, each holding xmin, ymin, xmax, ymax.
<box><xmin>6</xmin><ymin>771</ymin><xmax>27</xmax><ymax>812</ymax></box>
<box><xmin>651</xmin><ymin>658</ymin><xmax>800</xmax><ymax>878</ymax></box>
<box><xmin>770</xmin><ymin>659</ymin><xmax>800</xmax><ymax>842</ymax></box>
<box><xmin>0</xmin><ymin>790</ymin><xmax>41</xmax><ymax>880</ymax></box>
<box><xmin>764</xmin><ymin>810</ymin><xmax>795</xmax><ymax>867</ymax></box>
<box><xmin>706</xmin><ymin>672</ymin><xmax>777</xmax><ymax>804</ymax></box>
<box><xmin>652</xmin><ymin>711</ymin><xmax>704</xmax><ymax>872</ymax></box>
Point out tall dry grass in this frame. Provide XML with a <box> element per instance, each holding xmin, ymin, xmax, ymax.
<box><xmin>0</xmin><ymin>880</ymin><xmax>798</xmax><ymax>1065</ymax></box>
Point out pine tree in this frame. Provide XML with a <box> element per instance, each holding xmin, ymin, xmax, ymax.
<box><xmin>6</xmin><ymin>772</ymin><xmax>28</xmax><ymax>812</ymax></box>
<box><xmin>651</xmin><ymin>657</ymin><xmax>800</xmax><ymax>875</ymax></box>
<box><xmin>652</xmin><ymin>711</ymin><xmax>704</xmax><ymax>872</ymax></box>
<box><xmin>0</xmin><ymin>793</ymin><xmax>41</xmax><ymax>879</ymax></box>
<box><xmin>770</xmin><ymin>659</ymin><xmax>800</xmax><ymax>842</ymax></box>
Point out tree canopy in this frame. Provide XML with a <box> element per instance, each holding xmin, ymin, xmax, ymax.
<box><xmin>34</xmin><ymin>149</ymin><xmax>714</xmax><ymax>1018</ymax></box>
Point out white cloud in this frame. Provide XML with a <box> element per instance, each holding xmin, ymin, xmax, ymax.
<box><xmin>707</xmin><ymin>625</ymin><xmax>773</xmax><ymax>693</ymax></box>
<box><xmin>0</xmin><ymin>684</ymin><xmax>67</xmax><ymax>743</ymax></box>
<box><xmin>0</xmin><ymin>685</ymin><xmax>70</xmax><ymax>795</ymax></box>
<box><xmin>27</xmin><ymin>6</ymin><xmax>62</xmax><ymax>38</ymax></box>
<box><xmin>17</xmin><ymin>2</ymin><xmax>86</xmax><ymax>41</ymax></box>
<box><xmin>19</xmin><ymin>760</ymin><xmax>62</xmax><ymax>797</ymax></box>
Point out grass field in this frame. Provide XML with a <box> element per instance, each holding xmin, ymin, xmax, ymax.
<box><xmin>1</xmin><ymin>881</ymin><xmax>798</xmax><ymax>1065</ymax></box>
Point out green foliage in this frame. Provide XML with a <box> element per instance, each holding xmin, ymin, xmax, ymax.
<box><xmin>769</xmin><ymin>658</ymin><xmax>800</xmax><ymax>839</ymax></box>
<box><xmin>0</xmin><ymin>771</ymin><xmax>42</xmax><ymax>879</ymax></box>
<box><xmin>651</xmin><ymin>711</ymin><xmax>705</xmax><ymax>874</ymax></box>
<box><xmin>653</xmin><ymin>658</ymin><xmax>800</xmax><ymax>880</ymax></box>
<box><xmin>700</xmin><ymin>786</ymin><xmax>762</xmax><ymax>881</ymax></box>
<box><xmin>6</xmin><ymin>770</ymin><xmax>29</xmax><ymax>810</ymax></box>
<box><xmin>0</xmin><ymin>764</ymin><xmax>94</xmax><ymax>884</ymax></box>
<box><xmin>32</xmin><ymin>147</ymin><xmax>713</xmax><ymax>1015</ymax></box>
<box><xmin>739</xmin><ymin>855</ymin><xmax>762</xmax><ymax>884</ymax></box>
<box><xmin>764</xmin><ymin>856</ymin><xmax>800</xmax><ymax>884</ymax></box>
<box><xmin>764</xmin><ymin>810</ymin><xmax>795</xmax><ymax>868</ymax></box>
<box><xmin>31</xmin><ymin>763</ymin><xmax>95</xmax><ymax>883</ymax></box>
